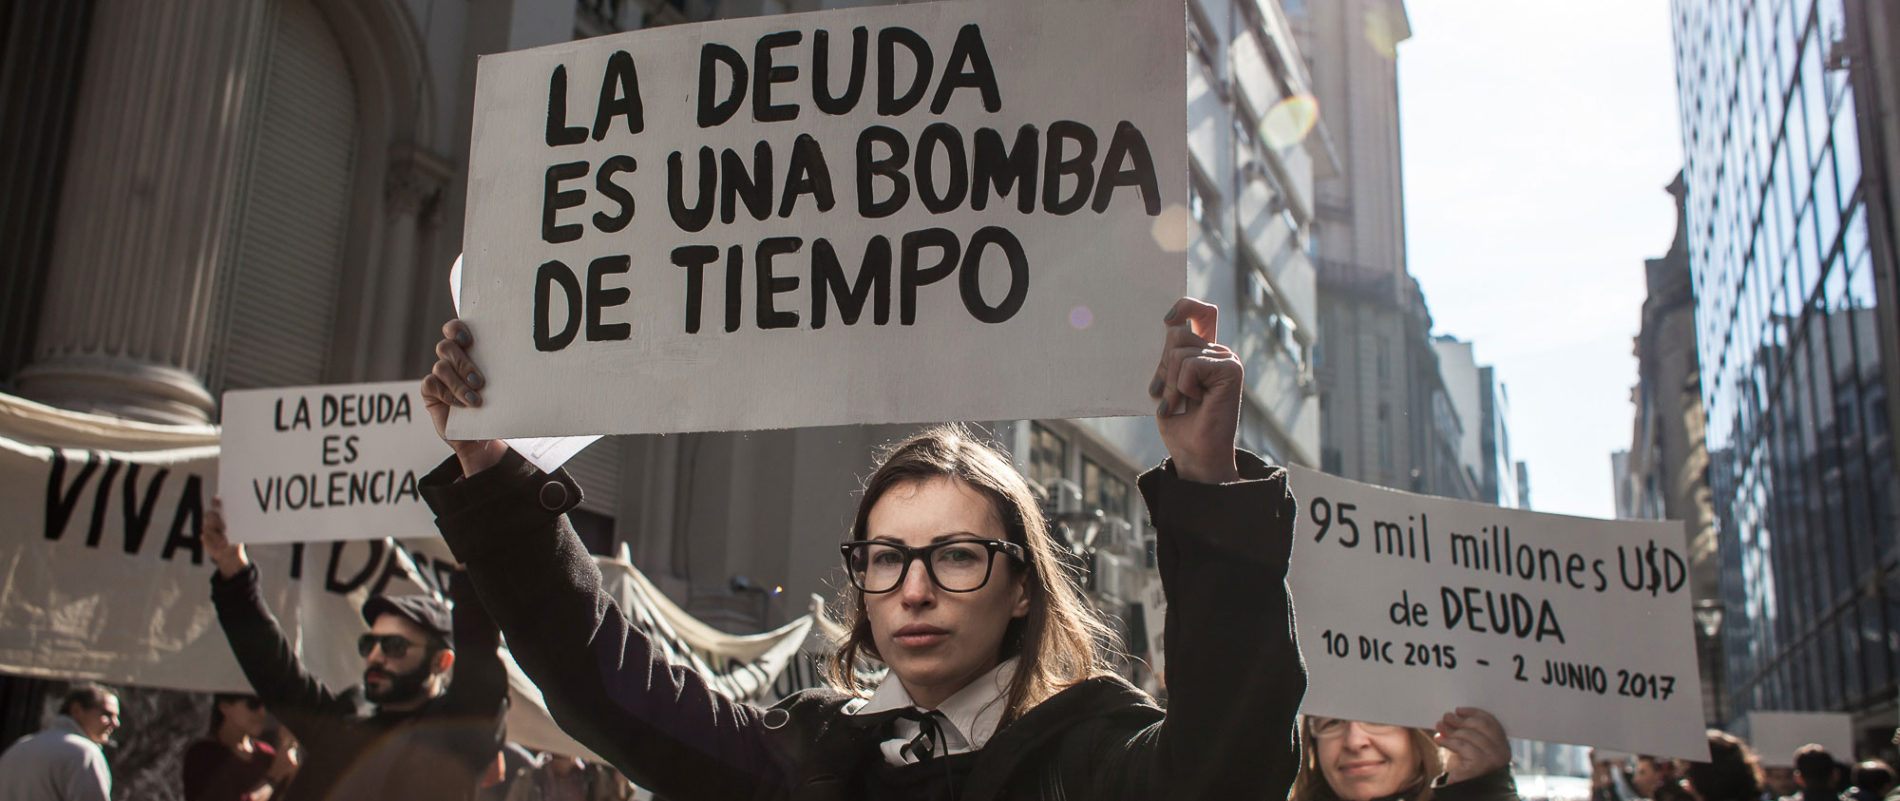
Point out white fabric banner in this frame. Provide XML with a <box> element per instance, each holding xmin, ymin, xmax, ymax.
<box><xmin>1283</xmin><ymin>466</ymin><xmax>1708</xmax><ymax>759</ymax></box>
<box><xmin>0</xmin><ymin>392</ymin><xmax>814</xmax><ymax>759</ymax></box>
<box><xmin>449</xmin><ymin>0</ymin><xmax>1188</xmax><ymax>440</ymax></box>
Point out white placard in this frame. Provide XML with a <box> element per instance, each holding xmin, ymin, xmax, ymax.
<box><xmin>1747</xmin><ymin>711</ymin><xmax>1855</xmax><ymax>767</ymax></box>
<box><xmin>219</xmin><ymin>381</ymin><xmax>444</xmax><ymax>543</ymax></box>
<box><xmin>449</xmin><ymin>0</ymin><xmax>1187</xmax><ymax>439</ymax></box>
<box><xmin>453</xmin><ymin>254</ymin><xmax>601</xmax><ymax>473</ymax></box>
<box><xmin>1284</xmin><ymin>466</ymin><xmax>1707</xmax><ymax>759</ymax></box>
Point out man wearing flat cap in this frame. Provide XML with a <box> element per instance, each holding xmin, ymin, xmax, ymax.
<box><xmin>201</xmin><ymin>498</ymin><xmax>508</xmax><ymax>801</ymax></box>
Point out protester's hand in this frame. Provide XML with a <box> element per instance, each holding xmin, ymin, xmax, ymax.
<box><xmin>203</xmin><ymin>497</ymin><xmax>250</xmax><ymax>578</ymax></box>
<box><xmin>421</xmin><ymin>319</ymin><xmax>508</xmax><ymax>477</ymax></box>
<box><xmin>1437</xmin><ymin>707</ymin><xmax>1511</xmax><ymax>785</ymax></box>
<box><xmin>267</xmin><ymin>730</ymin><xmax>299</xmax><ymax>781</ymax></box>
<box><xmin>1149</xmin><ymin>298</ymin><xmax>1241</xmax><ymax>483</ymax></box>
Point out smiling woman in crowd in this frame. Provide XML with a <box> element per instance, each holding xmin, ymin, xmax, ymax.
<box><xmin>416</xmin><ymin>297</ymin><xmax>1306</xmax><ymax>800</ymax></box>
<box><xmin>1292</xmin><ymin>709</ymin><xmax>1520</xmax><ymax>801</ymax></box>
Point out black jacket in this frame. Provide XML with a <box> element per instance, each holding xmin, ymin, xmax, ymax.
<box><xmin>1435</xmin><ymin>769</ymin><xmax>1522</xmax><ymax>801</ymax></box>
<box><xmin>210</xmin><ymin>563</ymin><xmax>509</xmax><ymax>801</ymax></box>
<box><xmin>421</xmin><ymin>446</ymin><xmax>1304</xmax><ymax>801</ymax></box>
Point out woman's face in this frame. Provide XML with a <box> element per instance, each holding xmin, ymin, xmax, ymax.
<box><xmin>218</xmin><ymin>698</ymin><xmax>266</xmax><ymax>739</ymax></box>
<box><xmin>1314</xmin><ymin>718</ymin><xmax>1420</xmax><ymax>801</ymax></box>
<box><xmin>863</xmin><ymin>477</ymin><xmax>1029</xmax><ymax>709</ymax></box>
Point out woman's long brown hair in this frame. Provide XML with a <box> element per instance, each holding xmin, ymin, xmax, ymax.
<box><xmin>822</xmin><ymin>424</ymin><xmax>1122</xmax><ymax>727</ymax></box>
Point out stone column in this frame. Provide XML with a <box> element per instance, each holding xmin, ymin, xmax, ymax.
<box><xmin>15</xmin><ymin>0</ymin><xmax>271</xmax><ymax>424</ymax></box>
<box><xmin>363</xmin><ymin>144</ymin><xmax>452</xmax><ymax>381</ymax></box>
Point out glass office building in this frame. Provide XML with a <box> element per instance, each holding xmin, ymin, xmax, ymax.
<box><xmin>1672</xmin><ymin>0</ymin><xmax>1899</xmax><ymax>730</ymax></box>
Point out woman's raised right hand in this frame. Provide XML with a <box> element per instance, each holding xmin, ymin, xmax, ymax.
<box><xmin>421</xmin><ymin>319</ymin><xmax>509</xmax><ymax>477</ymax></box>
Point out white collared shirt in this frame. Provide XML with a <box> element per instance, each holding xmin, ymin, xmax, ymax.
<box><xmin>847</xmin><ymin>657</ymin><xmax>1019</xmax><ymax>766</ymax></box>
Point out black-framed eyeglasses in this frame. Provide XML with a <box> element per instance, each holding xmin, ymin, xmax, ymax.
<box><xmin>358</xmin><ymin>633</ymin><xmax>426</xmax><ymax>660</ymax></box>
<box><xmin>841</xmin><ymin>539</ymin><xmax>1027</xmax><ymax>594</ymax></box>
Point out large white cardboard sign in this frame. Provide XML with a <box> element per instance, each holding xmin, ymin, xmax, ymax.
<box><xmin>1746</xmin><ymin>712</ymin><xmax>1855</xmax><ymax>766</ymax></box>
<box><xmin>1284</xmin><ymin>466</ymin><xmax>1708</xmax><ymax>759</ymax></box>
<box><xmin>220</xmin><ymin>381</ymin><xmax>444</xmax><ymax>544</ymax></box>
<box><xmin>450</xmin><ymin>0</ymin><xmax>1187</xmax><ymax>439</ymax></box>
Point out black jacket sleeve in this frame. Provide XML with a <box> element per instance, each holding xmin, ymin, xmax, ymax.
<box><xmin>419</xmin><ymin>450</ymin><xmax>787</xmax><ymax>801</ymax></box>
<box><xmin>210</xmin><ymin>564</ymin><xmax>356</xmax><ymax>738</ymax></box>
<box><xmin>436</xmin><ymin>568</ymin><xmax>510</xmax><ymax>770</ymax></box>
<box><xmin>1105</xmin><ymin>449</ymin><xmax>1307</xmax><ymax>800</ymax></box>
<box><xmin>1436</xmin><ymin>768</ymin><xmax>1522</xmax><ymax>801</ymax></box>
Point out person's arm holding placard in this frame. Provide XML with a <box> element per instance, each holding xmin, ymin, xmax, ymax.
<box><xmin>1087</xmin><ymin>298</ymin><xmax>1307</xmax><ymax>798</ymax></box>
<box><xmin>203</xmin><ymin>499</ymin><xmax>355</xmax><ymax>737</ymax></box>
<box><xmin>419</xmin><ymin>320</ymin><xmax>786</xmax><ymax>801</ymax></box>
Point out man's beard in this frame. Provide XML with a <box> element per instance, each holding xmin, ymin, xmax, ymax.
<box><xmin>363</xmin><ymin>661</ymin><xmax>431</xmax><ymax>705</ymax></box>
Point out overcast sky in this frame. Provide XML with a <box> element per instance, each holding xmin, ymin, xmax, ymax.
<box><xmin>1395</xmin><ymin>0</ymin><xmax>1685</xmax><ymax>519</ymax></box>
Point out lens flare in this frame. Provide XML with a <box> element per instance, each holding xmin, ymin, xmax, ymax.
<box><xmin>1260</xmin><ymin>94</ymin><xmax>1320</xmax><ymax>150</ymax></box>
<box><xmin>1069</xmin><ymin>306</ymin><xmax>1093</xmax><ymax>329</ymax></box>
<box><xmin>1150</xmin><ymin>203</ymin><xmax>1190</xmax><ymax>253</ymax></box>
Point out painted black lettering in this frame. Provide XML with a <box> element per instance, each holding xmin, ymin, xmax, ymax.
<box><xmin>915</xmin><ymin>123</ymin><xmax>968</xmax><ymax>214</ymax></box>
<box><xmin>160</xmin><ymin>475</ymin><xmax>204</xmax><ymax>563</ymax></box>
<box><xmin>721</xmin><ymin>142</ymin><xmax>774</xmax><ymax>224</ymax></box>
<box><xmin>899</xmin><ymin>228</ymin><xmax>959</xmax><ymax>325</ymax></box>
<box><xmin>972</xmin><ymin>125</ymin><xmax>1038</xmax><ymax>213</ymax></box>
<box><xmin>545</xmin><ymin>65</ymin><xmax>588</xmax><ymax>146</ymax></box>
<box><xmin>592</xmin><ymin>51</ymin><xmax>645</xmax><ymax>139</ymax></box>
<box><xmin>534</xmin><ymin>260</ymin><xmax>583</xmax><ymax>351</ymax></box>
<box><xmin>697</xmin><ymin>43</ymin><xmax>747</xmax><ymax>128</ymax></box>
<box><xmin>813</xmin><ymin>27</ymin><xmax>868</xmax><ymax>115</ymax></box>
<box><xmin>120</xmin><ymin>463</ymin><xmax>168</xmax><ymax>555</ymax></box>
<box><xmin>931</xmin><ymin>24</ymin><xmax>1001</xmax><ymax>114</ymax></box>
<box><xmin>753</xmin><ymin>31</ymin><xmax>802</xmax><ymax>122</ymax></box>
<box><xmin>586</xmin><ymin>255</ymin><xmax>632</xmax><ymax>341</ymax></box>
<box><xmin>959</xmin><ymin>226</ymin><xmax>1027</xmax><ymax>323</ymax></box>
<box><xmin>756</xmin><ymin>237</ymin><xmax>802</xmax><ymax>329</ymax></box>
<box><xmin>811</xmin><ymin>236</ymin><xmax>891</xmax><ymax>329</ymax></box>
<box><xmin>857</xmin><ymin>126</ymin><xmax>910</xmax><ymax>218</ymax></box>
<box><xmin>44</xmin><ymin>450</ymin><xmax>100</xmax><ymax>541</ymax></box>
<box><xmin>542</xmin><ymin>161</ymin><xmax>588</xmax><ymax>243</ymax></box>
<box><xmin>877</xmin><ymin>27</ymin><xmax>932</xmax><ymax>116</ymax></box>
<box><xmin>1043</xmin><ymin>121</ymin><xmax>1096</xmax><ymax>215</ymax></box>
<box><xmin>668</xmin><ymin>148</ymin><xmax>716</xmax><ymax>233</ymax></box>
<box><xmin>779</xmin><ymin>134</ymin><xmax>835</xmax><ymax>217</ymax></box>
<box><xmin>594</xmin><ymin>155</ymin><xmax>637</xmax><ymax>232</ymax></box>
<box><xmin>1092</xmin><ymin>121</ymin><xmax>1159</xmax><ymax>215</ymax></box>
<box><xmin>672</xmin><ymin>245</ymin><xmax>720</xmax><ymax>334</ymax></box>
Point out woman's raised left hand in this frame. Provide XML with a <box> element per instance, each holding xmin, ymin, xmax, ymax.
<box><xmin>1149</xmin><ymin>298</ymin><xmax>1242</xmax><ymax>483</ymax></box>
<box><xmin>1436</xmin><ymin>707</ymin><xmax>1511</xmax><ymax>784</ymax></box>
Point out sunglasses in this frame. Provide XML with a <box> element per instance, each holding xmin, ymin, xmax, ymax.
<box><xmin>357</xmin><ymin>633</ymin><xmax>426</xmax><ymax>659</ymax></box>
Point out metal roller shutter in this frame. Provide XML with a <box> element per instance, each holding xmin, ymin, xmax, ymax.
<box><xmin>564</xmin><ymin>436</ymin><xmax>623</xmax><ymax>516</ymax></box>
<box><xmin>213</xmin><ymin>0</ymin><xmax>356</xmax><ymax>392</ymax></box>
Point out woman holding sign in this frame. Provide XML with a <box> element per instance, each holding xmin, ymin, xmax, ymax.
<box><xmin>416</xmin><ymin>298</ymin><xmax>1304</xmax><ymax>800</ymax></box>
<box><xmin>1291</xmin><ymin>709</ymin><xmax>1519</xmax><ymax>801</ymax></box>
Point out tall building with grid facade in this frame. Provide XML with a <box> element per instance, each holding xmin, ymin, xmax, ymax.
<box><xmin>1670</xmin><ymin>0</ymin><xmax>1900</xmax><ymax>741</ymax></box>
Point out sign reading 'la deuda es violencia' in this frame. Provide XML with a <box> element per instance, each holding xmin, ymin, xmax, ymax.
<box><xmin>220</xmin><ymin>381</ymin><xmax>448</xmax><ymax>544</ymax></box>
<box><xmin>450</xmin><ymin>0</ymin><xmax>1188</xmax><ymax>440</ymax></box>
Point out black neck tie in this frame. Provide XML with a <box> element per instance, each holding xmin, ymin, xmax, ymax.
<box><xmin>897</xmin><ymin>708</ymin><xmax>944</xmax><ymax>763</ymax></box>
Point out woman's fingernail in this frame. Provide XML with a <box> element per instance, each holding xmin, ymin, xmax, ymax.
<box><xmin>1156</xmin><ymin>400</ymin><xmax>1170</xmax><ymax>417</ymax></box>
<box><xmin>467</xmin><ymin>372</ymin><xmax>484</xmax><ymax>389</ymax></box>
<box><xmin>1163</xmin><ymin>307</ymin><xmax>1177</xmax><ymax>322</ymax></box>
<box><xmin>455</xmin><ymin>330</ymin><xmax>471</xmax><ymax>346</ymax></box>
<box><xmin>1172</xmin><ymin>399</ymin><xmax>1188</xmax><ymax>415</ymax></box>
<box><xmin>1148</xmin><ymin>377</ymin><xmax>1164</xmax><ymax>396</ymax></box>
<box><xmin>464</xmin><ymin>391</ymin><xmax>481</xmax><ymax>406</ymax></box>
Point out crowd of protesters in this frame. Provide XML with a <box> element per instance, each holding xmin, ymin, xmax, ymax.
<box><xmin>1</xmin><ymin>298</ymin><xmax>1898</xmax><ymax>800</ymax></box>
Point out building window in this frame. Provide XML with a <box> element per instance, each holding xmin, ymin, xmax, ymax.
<box><xmin>1029</xmin><ymin>422</ymin><xmax>1069</xmax><ymax>492</ymax></box>
<box><xmin>1189</xmin><ymin>167</ymin><xmax>1224</xmax><ymax>243</ymax></box>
